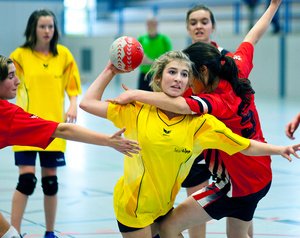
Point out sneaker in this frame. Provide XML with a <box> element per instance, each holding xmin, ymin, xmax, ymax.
<box><xmin>19</xmin><ymin>233</ymin><xmax>27</xmax><ymax>238</ymax></box>
<box><xmin>44</xmin><ymin>231</ymin><xmax>58</xmax><ymax>238</ymax></box>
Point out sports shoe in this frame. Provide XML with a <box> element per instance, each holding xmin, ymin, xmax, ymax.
<box><xmin>44</xmin><ymin>231</ymin><xmax>58</xmax><ymax>238</ymax></box>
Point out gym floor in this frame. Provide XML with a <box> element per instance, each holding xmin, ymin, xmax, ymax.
<box><xmin>1</xmin><ymin>84</ymin><xmax>300</xmax><ymax>238</ymax></box>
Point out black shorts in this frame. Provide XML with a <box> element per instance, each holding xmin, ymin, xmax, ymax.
<box><xmin>15</xmin><ymin>151</ymin><xmax>66</xmax><ymax>168</ymax></box>
<box><xmin>181</xmin><ymin>154</ymin><xmax>211</xmax><ymax>188</ymax></box>
<box><xmin>117</xmin><ymin>208</ymin><xmax>173</xmax><ymax>232</ymax></box>
<box><xmin>193</xmin><ymin>182</ymin><xmax>271</xmax><ymax>221</ymax></box>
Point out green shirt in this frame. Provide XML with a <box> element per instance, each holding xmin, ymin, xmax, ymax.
<box><xmin>138</xmin><ymin>33</ymin><xmax>172</xmax><ymax>73</ymax></box>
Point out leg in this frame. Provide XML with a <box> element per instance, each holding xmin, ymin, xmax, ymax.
<box><xmin>11</xmin><ymin>166</ymin><xmax>36</xmax><ymax>233</ymax></box>
<box><xmin>160</xmin><ymin>196</ymin><xmax>212</xmax><ymax>238</ymax></box>
<box><xmin>41</xmin><ymin>167</ymin><xmax>58</xmax><ymax>233</ymax></box>
<box><xmin>226</xmin><ymin>217</ymin><xmax>252</xmax><ymax>238</ymax></box>
<box><xmin>185</xmin><ymin>181</ymin><xmax>208</xmax><ymax>238</ymax></box>
<box><xmin>0</xmin><ymin>213</ymin><xmax>12</xmax><ymax>237</ymax></box>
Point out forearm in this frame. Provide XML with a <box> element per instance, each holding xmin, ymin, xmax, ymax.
<box><xmin>244</xmin><ymin>1</ymin><xmax>280</xmax><ymax>45</ymax></box>
<box><xmin>242</xmin><ymin>139</ymin><xmax>281</xmax><ymax>156</ymax></box>
<box><xmin>132</xmin><ymin>91</ymin><xmax>192</xmax><ymax>114</ymax></box>
<box><xmin>53</xmin><ymin>123</ymin><xmax>110</xmax><ymax>147</ymax></box>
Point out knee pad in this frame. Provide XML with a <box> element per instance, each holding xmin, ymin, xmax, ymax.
<box><xmin>42</xmin><ymin>176</ymin><xmax>58</xmax><ymax>196</ymax></box>
<box><xmin>16</xmin><ymin>173</ymin><xmax>37</xmax><ymax>196</ymax></box>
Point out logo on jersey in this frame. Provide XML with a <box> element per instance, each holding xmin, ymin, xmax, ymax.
<box><xmin>174</xmin><ymin>147</ymin><xmax>191</xmax><ymax>154</ymax></box>
<box><xmin>233</xmin><ymin>55</ymin><xmax>241</xmax><ymax>61</ymax></box>
<box><xmin>30</xmin><ymin>114</ymin><xmax>39</xmax><ymax>119</ymax></box>
<box><xmin>163</xmin><ymin>128</ymin><xmax>171</xmax><ymax>136</ymax></box>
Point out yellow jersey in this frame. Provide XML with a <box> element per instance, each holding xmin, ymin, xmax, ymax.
<box><xmin>107</xmin><ymin>101</ymin><xmax>249</xmax><ymax>228</ymax></box>
<box><xmin>11</xmin><ymin>45</ymin><xmax>81</xmax><ymax>152</ymax></box>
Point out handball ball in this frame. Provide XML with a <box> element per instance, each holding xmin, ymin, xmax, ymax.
<box><xmin>109</xmin><ymin>36</ymin><xmax>144</xmax><ymax>71</ymax></box>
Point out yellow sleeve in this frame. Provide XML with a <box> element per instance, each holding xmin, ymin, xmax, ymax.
<box><xmin>195</xmin><ymin>114</ymin><xmax>250</xmax><ymax>155</ymax></box>
<box><xmin>60</xmin><ymin>45</ymin><xmax>82</xmax><ymax>96</ymax></box>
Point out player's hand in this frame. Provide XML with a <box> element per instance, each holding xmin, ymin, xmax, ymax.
<box><xmin>285</xmin><ymin>113</ymin><xmax>300</xmax><ymax>139</ymax></box>
<box><xmin>109</xmin><ymin>128</ymin><xmax>140</xmax><ymax>157</ymax></box>
<box><xmin>107</xmin><ymin>84</ymin><xmax>136</xmax><ymax>105</ymax></box>
<box><xmin>280</xmin><ymin>144</ymin><xmax>300</xmax><ymax>162</ymax></box>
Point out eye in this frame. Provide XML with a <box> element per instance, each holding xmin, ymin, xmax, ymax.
<box><xmin>7</xmin><ymin>72</ymin><xmax>15</xmax><ymax>79</ymax></box>
<box><xmin>181</xmin><ymin>71</ymin><xmax>189</xmax><ymax>78</ymax></box>
<box><xmin>201</xmin><ymin>19</ymin><xmax>209</xmax><ymax>25</ymax></box>
<box><xmin>168</xmin><ymin>69</ymin><xmax>176</xmax><ymax>75</ymax></box>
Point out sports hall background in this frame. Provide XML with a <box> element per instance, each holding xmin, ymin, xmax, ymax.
<box><xmin>0</xmin><ymin>1</ymin><xmax>300</xmax><ymax>237</ymax></box>
<box><xmin>0</xmin><ymin>0</ymin><xmax>300</xmax><ymax>99</ymax></box>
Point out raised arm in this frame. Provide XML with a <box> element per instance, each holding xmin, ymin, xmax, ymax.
<box><xmin>241</xmin><ymin>139</ymin><xmax>300</xmax><ymax>162</ymax></box>
<box><xmin>80</xmin><ymin>62</ymin><xmax>117</xmax><ymax>118</ymax></box>
<box><xmin>110</xmin><ymin>87</ymin><xmax>192</xmax><ymax>114</ymax></box>
<box><xmin>243</xmin><ymin>0</ymin><xmax>282</xmax><ymax>45</ymax></box>
<box><xmin>53</xmin><ymin>124</ymin><xmax>140</xmax><ymax>157</ymax></box>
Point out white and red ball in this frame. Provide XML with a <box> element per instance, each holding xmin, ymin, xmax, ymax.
<box><xmin>109</xmin><ymin>36</ymin><xmax>144</xmax><ymax>71</ymax></box>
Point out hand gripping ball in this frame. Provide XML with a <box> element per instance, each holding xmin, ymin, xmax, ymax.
<box><xmin>109</xmin><ymin>36</ymin><xmax>144</xmax><ymax>71</ymax></box>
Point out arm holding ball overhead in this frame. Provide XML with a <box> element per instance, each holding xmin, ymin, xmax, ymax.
<box><xmin>80</xmin><ymin>61</ymin><xmax>124</xmax><ymax>118</ymax></box>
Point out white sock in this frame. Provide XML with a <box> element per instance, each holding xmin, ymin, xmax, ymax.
<box><xmin>1</xmin><ymin>226</ymin><xmax>20</xmax><ymax>238</ymax></box>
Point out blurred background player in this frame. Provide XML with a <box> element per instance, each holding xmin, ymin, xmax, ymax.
<box><xmin>137</xmin><ymin>17</ymin><xmax>172</xmax><ymax>91</ymax></box>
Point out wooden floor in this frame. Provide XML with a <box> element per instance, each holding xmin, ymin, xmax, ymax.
<box><xmin>1</xmin><ymin>83</ymin><xmax>300</xmax><ymax>238</ymax></box>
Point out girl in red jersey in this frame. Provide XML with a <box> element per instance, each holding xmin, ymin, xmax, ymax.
<box><xmin>109</xmin><ymin>0</ymin><xmax>283</xmax><ymax>237</ymax></box>
<box><xmin>0</xmin><ymin>55</ymin><xmax>139</xmax><ymax>238</ymax></box>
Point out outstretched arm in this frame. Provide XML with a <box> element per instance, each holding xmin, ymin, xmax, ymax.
<box><xmin>241</xmin><ymin>139</ymin><xmax>300</xmax><ymax>162</ymax></box>
<box><xmin>243</xmin><ymin>0</ymin><xmax>281</xmax><ymax>45</ymax></box>
<box><xmin>286</xmin><ymin>113</ymin><xmax>300</xmax><ymax>139</ymax></box>
<box><xmin>53</xmin><ymin>124</ymin><xmax>140</xmax><ymax>157</ymax></box>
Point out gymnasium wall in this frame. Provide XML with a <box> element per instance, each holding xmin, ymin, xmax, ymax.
<box><xmin>0</xmin><ymin>0</ymin><xmax>299</xmax><ymax>100</ymax></box>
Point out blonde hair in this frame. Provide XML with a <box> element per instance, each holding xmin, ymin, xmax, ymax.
<box><xmin>147</xmin><ymin>51</ymin><xmax>193</xmax><ymax>92</ymax></box>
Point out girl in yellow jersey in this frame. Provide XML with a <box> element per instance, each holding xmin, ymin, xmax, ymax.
<box><xmin>10</xmin><ymin>9</ymin><xmax>81</xmax><ymax>238</ymax></box>
<box><xmin>80</xmin><ymin>50</ymin><xmax>300</xmax><ymax>238</ymax></box>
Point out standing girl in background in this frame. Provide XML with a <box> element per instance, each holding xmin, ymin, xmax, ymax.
<box><xmin>10</xmin><ymin>9</ymin><xmax>81</xmax><ymax>238</ymax></box>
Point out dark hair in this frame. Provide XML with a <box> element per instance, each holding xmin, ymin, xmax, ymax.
<box><xmin>183</xmin><ymin>42</ymin><xmax>255</xmax><ymax>104</ymax></box>
<box><xmin>186</xmin><ymin>5</ymin><xmax>216</xmax><ymax>28</ymax></box>
<box><xmin>0</xmin><ymin>55</ymin><xmax>13</xmax><ymax>81</ymax></box>
<box><xmin>22</xmin><ymin>9</ymin><xmax>59</xmax><ymax>56</ymax></box>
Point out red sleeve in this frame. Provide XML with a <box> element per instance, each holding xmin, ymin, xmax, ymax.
<box><xmin>8</xmin><ymin>106</ymin><xmax>59</xmax><ymax>149</ymax></box>
<box><xmin>227</xmin><ymin>42</ymin><xmax>254</xmax><ymax>79</ymax></box>
<box><xmin>184</xmin><ymin>81</ymin><xmax>241</xmax><ymax>118</ymax></box>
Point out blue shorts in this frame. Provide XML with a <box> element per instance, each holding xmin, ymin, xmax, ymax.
<box><xmin>193</xmin><ymin>182</ymin><xmax>271</xmax><ymax>221</ymax></box>
<box><xmin>15</xmin><ymin>151</ymin><xmax>66</xmax><ymax>168</ymax></box>
<box><xmin>181</xmin><ymin>154</ymin><xmax>211</xmax><ymax>188</ymax></box>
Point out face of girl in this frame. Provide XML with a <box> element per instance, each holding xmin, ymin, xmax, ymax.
<box><xmin>160</xmin><ymin>61</ymin><xmax>190</xmax><ymax>97</ymax></box>
<box><xmin>36</xmin><ymin>16</ymin><xmax>55</xmax><ymax>45</ymax></box>
<box><xmin>187</xmin><ymin>9</ymin><xmax>214</xmax><ymax>44</ymax></box>
<box><xmin>0</xmin><ymin>63</ymin><xmax>20</xmax><ymax>100</ymax></box>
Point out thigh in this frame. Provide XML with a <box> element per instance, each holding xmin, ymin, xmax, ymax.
<box><xmin>227</xmin><ymin>217</ymin><xmax>252</xmax><ymax>238</ymax></box>
<box><xmin>160</xmin><ymin>196</ymin><xmax>212</xmax><ymax>236</ymax></box>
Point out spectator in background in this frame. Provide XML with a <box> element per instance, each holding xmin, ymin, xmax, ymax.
<box><xmin>137</xmin><ymin>17</ymin><xmax>172</xmax><ymax>91</ymax></box>
<box><xmin>243</xmin><ymin>0</ymin><xmax>261</xmax><ymax>30</ymax></box>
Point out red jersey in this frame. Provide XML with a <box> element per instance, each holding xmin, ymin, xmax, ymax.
<box><xmin>184</xmin><ymin>42</ymin><xmax>272</xmax><ymax>197</ymax></box>
<box><xmin>0</xmin><ymin>100</ymin><xmax>58</xmax><ymax>149</ymax></box>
